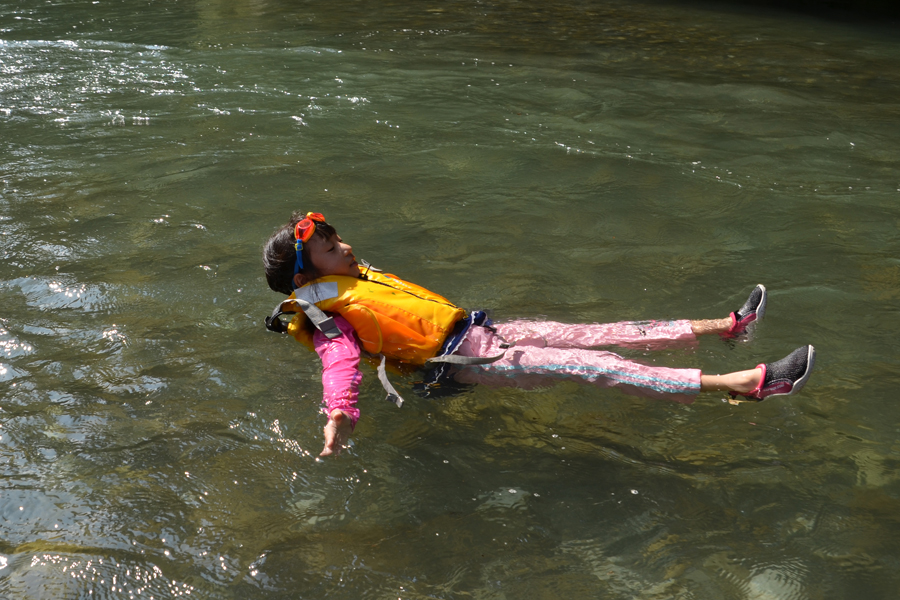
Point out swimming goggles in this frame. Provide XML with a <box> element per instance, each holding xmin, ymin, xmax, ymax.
<box><xmin>293</xmin><ymin>212</ymin><xmax>326</xmax><ymax>276</ymax></box>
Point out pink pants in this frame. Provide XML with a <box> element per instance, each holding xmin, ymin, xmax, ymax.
<box><xmin>455</xmin><ymin>319</ymin><xmax>702</xmax><ymax>403</ymax></box>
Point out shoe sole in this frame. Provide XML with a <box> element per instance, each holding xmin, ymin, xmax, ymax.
<box><xmin>765</xmin><ymin>344</ymin><xmax>816</xmax><ymax>398</ymax></box>
<box><xmin>753</xmin><ymin>284</ymin><xmax>767</xmax><ymax>322</ymax></box>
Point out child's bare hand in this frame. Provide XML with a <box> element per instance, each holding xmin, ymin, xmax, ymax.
<box><xmin>320</xmin><ymin>409</ymin><xmax>352</xmax><ymax>456</ymax></box>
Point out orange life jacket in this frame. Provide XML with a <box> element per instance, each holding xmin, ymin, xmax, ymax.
<box><xmin>281</xmin><ymin>270</ymin><xmax>466</xmax><ymax>365</ymax></box>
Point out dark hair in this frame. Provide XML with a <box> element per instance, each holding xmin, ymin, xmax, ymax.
<box><xmin>263</xmin><ymin>211</ymin><xmax>337</xmax><ymax>295</ymax></box>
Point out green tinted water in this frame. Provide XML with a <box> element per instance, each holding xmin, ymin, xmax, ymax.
<box><xmin>2</xmin><ymin>0</ymin><xmax>900</xmax><ymax>598</ymax></box>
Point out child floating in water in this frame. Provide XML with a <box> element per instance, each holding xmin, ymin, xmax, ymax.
<box><xmin>263</xmin><ymin>212</ymin><xmax>816</xmax><ymax>456</ymax></box>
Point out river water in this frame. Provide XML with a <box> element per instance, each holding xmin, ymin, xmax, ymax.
<box><xmin>2</xmin><ymin>0</ymin><xmax>900</xmax><ymax>598</ymax></box>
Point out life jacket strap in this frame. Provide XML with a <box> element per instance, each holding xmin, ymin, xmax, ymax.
<box><xmin>377</xmin><ymin>355</ymin><xmax>404</xmax><ymax>407</ymax></box>
<box><xmin>294</xmin><ymin>298</ymin><xmax>342</xmax><ymax>339</ymax></box>
<box><xmin>425</xmin><ymin>351</ymin><xmax>507</xmax><ymax>365</ymax></box>
<box><xmin>264</xmin><ymin>299</ymin><xmax>342</xmax><ymax>340</ymax></box>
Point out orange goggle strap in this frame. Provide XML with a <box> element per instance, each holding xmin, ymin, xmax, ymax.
<box><xmin>292</xmin><ymin>212</ymin><xmax>326</xmax><ymax>286</ymax></box>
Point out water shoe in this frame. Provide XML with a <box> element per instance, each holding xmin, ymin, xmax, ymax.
<box><xmin>723</xmin><ymin>284</ymin><xmax>767</xmax><ymax>339</ymax></box>
<box><xmin>738</xmin><ymin>344</ymin><xmax>816</xmax><ymax>401</ymax></box>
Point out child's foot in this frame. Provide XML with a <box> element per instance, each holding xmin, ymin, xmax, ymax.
<box><xmin>734</xmin><ymin>345</ymin><xmax>816</xmax><ymax>401</ymax></box>
<box><xmin>721</xmin><ymin>284</ymin><xmax>767</xmax><ymax>339</ymax></box>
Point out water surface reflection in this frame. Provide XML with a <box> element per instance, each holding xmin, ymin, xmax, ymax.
<box><xmin>2</xmin><ymin>0</ymin><xmax>900</xmax><ymax>598</ymax></box>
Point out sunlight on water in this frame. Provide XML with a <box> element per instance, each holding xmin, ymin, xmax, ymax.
<box><xmin>2</xmin><ymin>0</ymin><xmax>900</xmax><ymax>598</ymax></box>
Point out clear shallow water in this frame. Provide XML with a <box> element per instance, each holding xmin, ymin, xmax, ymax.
<box><xmin>2</xmin><ymin>0</ymin><xmax>900</xmax><ymax>597</ymax></box>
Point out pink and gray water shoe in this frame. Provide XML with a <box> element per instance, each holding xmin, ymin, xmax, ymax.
<box><xmin>735</xmin><ymin>344</ymin><xmax>817</xmax><ymax>401</ymax></box>
<box><xmin>722</xmin><ymin>284</ymin><xmax>767</xmax><ymax>339</ymax></box>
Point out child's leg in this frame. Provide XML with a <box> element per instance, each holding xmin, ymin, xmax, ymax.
<box><xmin>492</xmin><ymin>286</ymin><xmax>765</xmax><ymax>350</ymax></box>
<box><xmin>690</xmin><ymin>318</ymin><xmax>732</xmax><ymax>336</ymax></box>
<box><xmin>704</xmin><ymin>345</ymin><xmax>816</xmax><ymax>401</ymax></box>
<box><xmin>456</xmin><ymin>325</ymin><xmax>701</xmax><ymax>403</ymax></box>
<box><xmin>495</xmin><ymin>319</ymin><xmax>699</xmax><ymax>351</ymax></box>
<box><xmin>455</xmin><ymin>326</ymin><xmax>814</xmax><ymax>402</ymax></box>
<box><xmin>494</xmin><ymin>313</ymin><xmax>744</xmax><ymax>350</ymax></box>
<box><xmin>700</xmin><ymin>369</ymin><xmax>761</xmax><ymax>394</ymax></box>
<box><xmin>456</xmin><ymin>344</ymin><xmax>702</xmax><ymax>403</ymax></box>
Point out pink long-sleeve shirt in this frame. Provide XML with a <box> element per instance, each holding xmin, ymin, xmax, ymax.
<box><xmin>313</xmin><ymin>314</ymin><xmax>363</xmax><ymax>428</ymax></box>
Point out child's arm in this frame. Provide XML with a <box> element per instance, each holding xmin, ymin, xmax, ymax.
<box><xmin>313</xmin><ymin>314</ymin><xmax>362</xmax><ymax>456</ymax></box>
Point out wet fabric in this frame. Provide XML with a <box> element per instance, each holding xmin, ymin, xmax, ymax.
<box><xmin>313</xmin><ymin>315</ymin><xmax>362</xmax><ymax>427</ymax></box>
<box><xmin>454</xmin><ymin>319</ymin><xmax>702</xmax><ymax>403</ymax></box>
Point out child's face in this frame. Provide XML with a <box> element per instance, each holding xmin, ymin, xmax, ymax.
<box><xmin>305</xmin><ymin>232</ymin><xmax>361</xmax><ymax>279</ymax></box>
